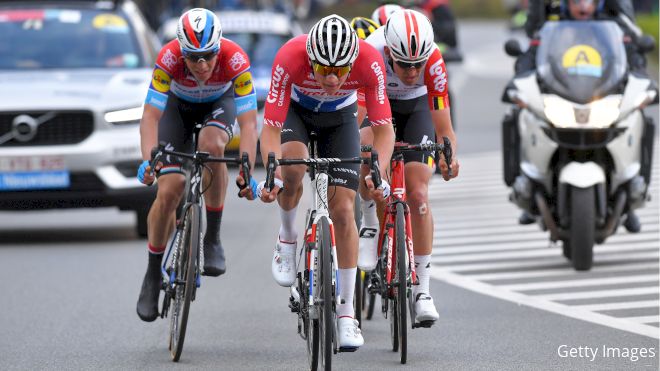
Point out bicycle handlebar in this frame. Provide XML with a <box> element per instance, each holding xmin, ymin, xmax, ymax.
<box><xmin>360</xmin><ymin>137</ymin><xmax>453</xmax><ymax>177</ymax></box>
<box><xmin>150</xmin><ymin>143</ymin><xmax>253</xmax><ymax>193</ymax></box>
<box><xmin>263</xmin><ymin>152</ymin><xmax>379</xmax><ymax>192</ymax></box>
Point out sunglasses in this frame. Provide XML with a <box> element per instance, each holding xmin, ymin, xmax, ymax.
<box><xmin>311</xmin><ymin>61</ymin><xmax>352</xmax><ymax>77</ymax></box>
<box><xmin>184</xmin><ymin>51</ymin><xmax>217</xmax><ymax>63</ymax></box>
<box><xmin>393</xmin><ymin>58</ymin><xmax>427</xmax><ymax>70</ymax></box>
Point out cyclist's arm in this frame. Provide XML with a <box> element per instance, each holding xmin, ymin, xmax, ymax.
<box><xmin>140</xmin><ymin>104</ymin><xmax>163</xmax><ymax>161</ymax></box>
<box><xmin>231</xmin><ymin>68</ymin><xmax>259</xmax><ymax>170</ymax></box>
<box><xmin>261</xmin><ymin>44</ymin><xmax>296</xmax><ymax>182</ymax></box>
<box><xmin>356</xmin><ymin>88</ymin><xmax>368</xmax><ymax>126</ymax></box>
<box><xmin>360</xmin><ymin>57</ymin><xmax>393</xmax><ymax>176</ymax></box>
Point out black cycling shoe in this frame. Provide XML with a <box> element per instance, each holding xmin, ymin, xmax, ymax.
<box><xmin>202</xmin><ymin>239</ymin><xmax>226</xmax><ymax>276</ymax></box>
<box><xmin>518</xmin><ymin>211</ymin><xmax>536</xmax><ymax>225</ymax></box>
<box><xmin>623</xmin><ymin>212</ymin><xmax>641</xmax><ymax>233</ymax></box>
<box><xmin>136</xmin><ymin>260</ymin><xmax>161</xmax><ymax>322</ymax></box>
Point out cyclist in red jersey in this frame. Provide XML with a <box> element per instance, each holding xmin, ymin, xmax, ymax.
<box><xmin>257</xmin><ymin>14</ymin><xmax>394</xmax><ymax>349</ymax></box>
<box><xmin>136</xmin><ymin>8</ymin><xmax>258</xmax><ymax>322</ymax></box>
<box><xmin>357</xmin><ymin>9</ymin><xmax>459</xmax><ymax>326</ymax></box>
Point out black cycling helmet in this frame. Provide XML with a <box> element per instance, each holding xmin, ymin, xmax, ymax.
<box><xmin>350</xmin><ymin>16</ymin><xmax>380</xmax><ymax>40</ymax></box>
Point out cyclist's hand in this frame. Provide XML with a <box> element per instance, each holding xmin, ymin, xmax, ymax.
<box><xmin>438</xmin><ymin>155</ymin><xmax>460</xmax><ymax>181</ymax></box>
<box><xmin>257</xmin><ymin>178</ymin><xmax>283</xmax><ymax>203</ymax></box>
<box><xmin>365</xmin><ymin>176</ymin><xmax>389</xmax><ymax>202</ymax></box>
<box><xmin>236</xmin><ymin>174</ymin><xmax>258</xmax><ymax>200</ymax></box>
<box><xmin>137</xmin><ymin>160</ymin><xmax>160</xmax><ymax>185</ymax></box>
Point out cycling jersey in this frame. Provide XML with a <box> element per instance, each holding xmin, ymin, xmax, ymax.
<box><xmin>145</xmin><ymin>38</ymin><xmax>257</xmax><ymax>115</ymax></box>
<box><xmin>263</xmin><ymin>35</ymin><xmax>392</xmax><ymax>129</ymax></box>
<box><xmin>357</xmin><ymin>27</ymin><xmax>450</xmax><ymax>110</ymax></box>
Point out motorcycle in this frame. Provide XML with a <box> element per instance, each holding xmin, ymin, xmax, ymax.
<box><xmin>501</xmin><ymin>20</ymin><xmax>657</xmax><ymax>271</ymax></box>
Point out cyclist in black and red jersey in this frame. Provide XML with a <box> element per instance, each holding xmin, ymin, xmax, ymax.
<box><xmin>257</xmin><ymin>15</ymin><xmax>395</xmax><ymax>350</ymax></box>
<box><xmin>357</xmin><ymin>9</ymin><xmax>459</xmax><ymax>326</ymax></box>
<box><xmin>136</xmin><ymin>8</ymin><xmax>258</xmax><ymax>322</ymax></box>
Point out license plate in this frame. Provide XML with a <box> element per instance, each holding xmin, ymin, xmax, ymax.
<box><xmin>0</xmin><ymin>156</ymin><xmax>70</xmax><ymax>191</ymax></box>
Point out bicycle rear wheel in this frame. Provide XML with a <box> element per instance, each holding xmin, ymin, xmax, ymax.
<box><xmin>318</xmin><ymin>217</ymin><xmax>334</xmax><ymax>371</ymax></box>
<box><xmin>169</xmin><ymin>203</ymin><xmax>200</xmax><ymax>362</ymax></box>
<box><xmin>306</xmin><ymin>259</ymin><xmax>319</xmax><ymax>371</ymax></box>
<box><xmin>394</xmin><ymin>202</ymin><xmax>408</xmax><ymax>364</ymax></box>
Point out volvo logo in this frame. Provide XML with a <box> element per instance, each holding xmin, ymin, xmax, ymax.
<box><xmin>0</xmin><ymin>112</ymin><xmax>56</xmax><ymax>145</ymax></box>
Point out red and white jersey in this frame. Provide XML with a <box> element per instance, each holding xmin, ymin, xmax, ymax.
<box><xmin>146</xmin><ymin>38</ymin><xmax>252</xmax><ymax>107</ymax></box>
<box><xmin>358</xmin><ymin>27</ymin><xmax>450</xmax><ymax>110</ymax></box>
<box><xmin>263</xmin><ymin>35</ymin><xmax>392</xmax><ymax>128</ymax></box>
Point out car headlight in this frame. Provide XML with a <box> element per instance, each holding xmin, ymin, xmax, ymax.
<box><xmin>543</xmin><ymin>95</ymin><xmax>621</xmax><ymax>129</ymax></box>
<box><xmin>105</xmin><ymin>106</ymin><xmax>143</xmax><ymax>125</ymax></box>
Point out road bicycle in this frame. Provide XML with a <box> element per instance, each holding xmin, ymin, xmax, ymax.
<box><xmin>362</xmin><ymin>138</ymin><xmax>452</xmax><ymax>364</ymax></box>
<box><xmin>149</xmin><ymin>126</ymin><xmax>252</xmax><ymax>362</ymax></box>
<box><xmin>265</xmin><ymin>135</ymin><xmax>379</xmax><ymax>371</ymax></box>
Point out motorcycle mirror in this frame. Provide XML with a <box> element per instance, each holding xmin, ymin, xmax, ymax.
<box><xmin>504</xmin><ymin>39</ymin><xmax>523</xmax><ymax>57</ymax></box>
<box><xmin>638</xmin><ymin>35</ymin><xmax>655</xmax><ymax>54</ymax></box>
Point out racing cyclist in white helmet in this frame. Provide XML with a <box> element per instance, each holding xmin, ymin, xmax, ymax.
<box><xmin>357</xmin><ymin>8</ymin><xmax>459</xmax><ymax>326</ymax></box>
<box><xmin>258</xmin><ymin>14</ymin><xmax>395</xmax><ymax>350</ymax></box>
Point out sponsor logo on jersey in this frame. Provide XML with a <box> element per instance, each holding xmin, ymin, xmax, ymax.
<box><xmin>428</xmin><ymin>58</ymin><xmax>447</xmax><ymax>93</ymax></box>
<box><xmin>160</xmin><ymin>49</ymin><xmax>177</xmax><ymax>70</ymax></box>
<box><xmin>267</xmin><ymin>64</ymin><xmax>286</xmax><ymax>105</ymax></box>
<box><xmin>229</xmin><ymin>51</ymin><xmax>247</xmax><ymax>71</ymax></box>
<box><xmin>233</xmin><ymin>71</ymin><xmax>253</xmax><ymax>96</ymax></box>
<box><xmin>151</xmin><ymin>68</ymin><xmax>171</xmax><ymax>93</ymax></box>
<box><xmin>370</xmin><ymin>62</ymin><xmax>386</xmax><ymax>104</ymax></box>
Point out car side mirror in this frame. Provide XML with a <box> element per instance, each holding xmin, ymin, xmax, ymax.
<box><xmin>638</xmin><ymin>35</ymin><xmax>655</xmax><ymax>54</ymax></box>
<box><xmin>504</xmin><ymin>39</ymin><xmax>523</xmax><ymax>57</ymax></box>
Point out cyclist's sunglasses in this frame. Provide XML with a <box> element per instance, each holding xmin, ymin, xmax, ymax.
<box><xmin>184</xmin><ymin>51</ymin><xmax>217</xmax><ymax>63</ymax></box>
<box><xmin>311</xmin><ymin>61</ymin><xmax>352</xmax><ymax>77</ymax></box>
<box><xmin>393</xmin><ymin>58</ymin><xmax>426</xmax><ymax>70</ymax></box>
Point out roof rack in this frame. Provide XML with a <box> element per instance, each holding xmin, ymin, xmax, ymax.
<box><xmin>0</xmin><ymin>0</ymin><xmax>124</xmax><ymax>10</ymax></box>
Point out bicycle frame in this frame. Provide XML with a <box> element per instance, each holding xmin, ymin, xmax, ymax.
<box><xmin>377</xmin><ymin>152</ymin><xmax>418</xmax><ymax>294</ymax></box>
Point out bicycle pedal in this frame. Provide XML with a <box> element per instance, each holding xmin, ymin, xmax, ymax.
<box><xmin>413</xmin><ymin>320</ymin><xmax>435</xmax><ymax>329</ymax></box>
<box><xmin>338</xmin><ymin>346</ymin><xmax>359</xmax><ymax>353</ymax></box>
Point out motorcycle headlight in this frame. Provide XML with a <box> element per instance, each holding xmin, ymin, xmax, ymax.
<box><xmin>543</xmin><ymin>95</ymin><xmax>621</xmax><ymax>129</ymax></box>
<box><xmin>105</xmin><ymin>106</ymin><xmax>143</xmax><ymax>125</ymax></box>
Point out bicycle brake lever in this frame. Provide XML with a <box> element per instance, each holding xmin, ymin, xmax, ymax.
<box><xmin>370</xmin><ymin>150</ymin><xmax>382</xmax><ymax>189</ymax></box>
<box><xmin>237</xmin><ymin>152</ymin><xmax>251</xmax><ymax>197</ymax></box>
<box><xmin>265</xmin><ymin>152</ymin><xmax>277</xmax><ymax>192</ymax></box>
<box><xmin>442</xmin><ymin>136</ymin><xmax>453</xmax><ymax>178</ymax></box>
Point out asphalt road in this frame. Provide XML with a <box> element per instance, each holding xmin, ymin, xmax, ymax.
<box><xmin>1</xmin><ymin>21</ymin><xmax>658</xmax><ymax>370</ymax></box>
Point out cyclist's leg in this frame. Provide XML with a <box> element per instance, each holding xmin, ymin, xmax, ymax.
<box><xmin>271</xmin><ymin>102</ymin><xmax>309</xmax><ymax>287</ymax></box>
<box><xmin>400</xmin><ymin>97</ymin><xmax>439</xmax><ymax>322</ymax></box>
<box><xmin>356</xmin><ymin>119</ymin><xmax>380</xmax><ymax>271</ymax></box>
<box><xmin>137</xmin><ymin>96</ymin><xmax>190</xmax><ymax>322</ymax></box>
<box><xmin>197</xmin><ymin>91</ymin><xmax>235</xmax><ymax>276</ymax></box>
<box><xmin>319</xmin><ymin>104</ymin><xmax>363</xmax><ymax>348</ymax></box>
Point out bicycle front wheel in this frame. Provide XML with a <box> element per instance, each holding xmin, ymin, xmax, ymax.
<box><xmin>318</xmin><ymin>217</ymin><xmax>334</xmax><ymax>371</ymax></box>
<box><xmin>394</xmin><ymin>202</ymin><xmax>408</xmax><ymax>364</ymax></box>
<box><xmin>169</xmin><ymin>203</ymin><xmax>201</xmax><ymax>362</ymax></box>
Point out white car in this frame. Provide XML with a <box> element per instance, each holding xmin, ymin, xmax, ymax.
<box><xmin>0</xmin><ymin>0</ymin><xmax>160</xmax><ymax>236</ymax></box>
<box><xmin>158</xmin><ymin>10</ymin><xmax>303</xmax><ymax>151</ymax></box>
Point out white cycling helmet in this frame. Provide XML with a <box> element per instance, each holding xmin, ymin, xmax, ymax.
<box><xmin>306</xmin><ymin>14</ymin><xmax>359</xmax><ymax>67</ymax></box>
<box><xmin>384</xmin><ymin>9</ymin><xmax>435</xmax><ymax>63</ymax></box>
<box><xmin>371</xmin><ymin>4</ymin><xmax>403</xmax><ymax>26</ymax></box>
<box><xmin>176</xmin><ymin>8</ymin><xmax>222</xmax><ymax>55</ymax></box>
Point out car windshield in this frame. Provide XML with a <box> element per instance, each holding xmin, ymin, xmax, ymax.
<box><xmin>0</xmin><ymin>8</ymin><xmax>143</xmax><ymax>69</ymax></box>
<box><xmin>226</xmin><ymin>33</ymin><xmax>287</xmax><ymax>68</ymax></box>
<box><xmin>536</xmin><ymin>21</ymin><xmax>626</xmax><ymax>104</ymax></box>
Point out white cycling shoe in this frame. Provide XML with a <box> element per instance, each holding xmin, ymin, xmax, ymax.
<box><xmin>414</xmin><ymin>293</ymin><xmax>440</xmax><ymax>323</ymax></box>
<box><xmin>337</xmin><ymin>317</ymin><xmax>364</xmax><ymax>350</ymax></box>
<box><xmin>272</xmin><ymin>239</ymin><xmax>297</xmax><ymax>287</ymax></box>
<box><xmin>357</xmin><ymin>222</ymin><xmax>379</xmax><ymax>271</ymax></box>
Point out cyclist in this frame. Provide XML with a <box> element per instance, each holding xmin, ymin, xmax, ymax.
<box><xmin>136</xmin><ymin>8</ymin><xmax>259</xmax><ymax>322</ymax></box>
<box><xmin>371</xmin><ymin>3</ymin><xmax>404</xmax><ymax>26</ymax></box>
<box><xmin>258</xmin><ymin>14</ymin><xmax>395</xmax><ymax>349</ymax></box>
<box><xmin>357</xmin><ymin>9</ymin><xmax>459</xmax><ymax>326</ymax></box>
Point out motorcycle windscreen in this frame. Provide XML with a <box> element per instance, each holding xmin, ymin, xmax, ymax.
<box><xmin>536</xmin><ymin>21</ymin><xmax>627</xmax><ymax>104</ymax></box>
